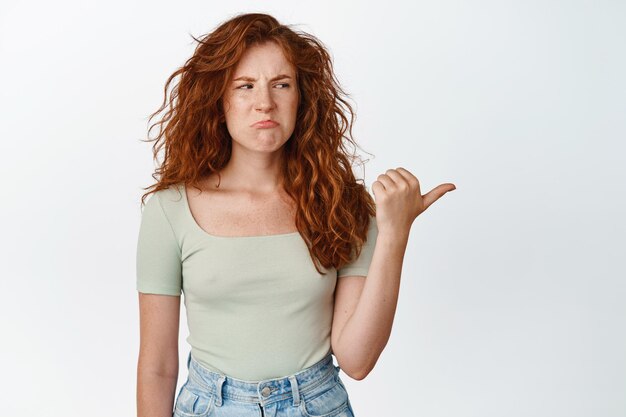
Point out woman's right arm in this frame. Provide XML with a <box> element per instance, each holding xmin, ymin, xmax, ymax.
<box><xmin>137</xmin><ymin>292</ymin><xmax>181</xmax><ymax>417</ymax></box>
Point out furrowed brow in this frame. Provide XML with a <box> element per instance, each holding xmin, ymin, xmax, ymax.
<box><xmin>232</xmin><ymin>74</ymin><xmax>292</xmax><ymax>82</ymax></box>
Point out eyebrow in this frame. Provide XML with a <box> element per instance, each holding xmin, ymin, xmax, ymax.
<box><xmin>232</xmin><ymin>74</ymin><xmax>293</xmax><ymax>82</ymax></box>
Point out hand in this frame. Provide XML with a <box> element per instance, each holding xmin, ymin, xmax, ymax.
<box><xmin>371</xmin><ymin>167</ymin><xmax>456</xmax><ymax>236</ymax></box>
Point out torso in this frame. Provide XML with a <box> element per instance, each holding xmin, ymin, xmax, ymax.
<box><xmin>185</xmin><ymin>174</ymin><xmax>298</xmax><ymax>237</ymax></box>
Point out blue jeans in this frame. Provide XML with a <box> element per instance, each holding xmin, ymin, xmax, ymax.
<box><xmin>173</xmin><ymin>350</ymin><xmax>355</xmax><ymax>417</ymax></box>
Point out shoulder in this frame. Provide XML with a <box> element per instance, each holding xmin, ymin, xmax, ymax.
<box><xmin>143</xmin><ymin>183</ymin><xmax>185</xmax><ymax>209</ymax></box>
<box><xmin>141</xmin><ymin>183</ymin><xmax>186</xmax><ymax>223</ymax></box>
<box><xmin>156</xmin><ymin>183</ymin><xmax>185</xmax><ymax>202</ymax></box>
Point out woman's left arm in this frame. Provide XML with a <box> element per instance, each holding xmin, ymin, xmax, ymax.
<box><xmin>331</xmin><ymin>168</ymin><xmax>456</xmax><ymax>380</ymax></box>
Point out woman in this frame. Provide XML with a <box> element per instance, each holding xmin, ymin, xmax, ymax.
<box><xmin>136</xmin><ymin>12</ymin><xmax>455</xmax><ymax>417</ymax></box>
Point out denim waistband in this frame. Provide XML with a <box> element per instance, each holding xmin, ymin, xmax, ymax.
<box><xmin>185</xmin><ymin>350</ymin><xmax>338</xmax><ymax>407</ymax></box>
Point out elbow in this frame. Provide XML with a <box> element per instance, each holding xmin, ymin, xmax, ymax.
<box><xmin>351</xmin><ymin>365</ymin><xmax>372</xmax><ymax>381</ymax></box>
<box><xmin>333</xmin><ymin>342</ymin><xmax>382</xmax><ymax>381</ymax></box>
<box><xmin>338</xmin><ymin>360</ymin><xmax>373</xmax><ymax>381</ymax></box>
<box><xmin>346</xmin><ymin>370</ymin><xmax>365</xmax><ymax>381</ymax></box>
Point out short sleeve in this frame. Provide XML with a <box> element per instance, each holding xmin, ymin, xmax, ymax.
<box><xmin>337</xmin><ymin>216</ymin><xmax>378</xmax><ymax>278</ymax></box>
<box><xmin>136</xmin><ymin>192</ymin><xmax>182</xmax><ymax>296</ymax></box>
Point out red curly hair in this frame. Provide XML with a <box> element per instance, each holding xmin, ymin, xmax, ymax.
<box><xmin>140</xmin><ymin>12</ymin><xmax>376</xmax><ymax>275</ymax></box>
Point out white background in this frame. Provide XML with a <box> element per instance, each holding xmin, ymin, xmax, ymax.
<box><xmin>1</xmin><ymin>1</ymin><xmax>624</xmax><ymax>416</ymax></box>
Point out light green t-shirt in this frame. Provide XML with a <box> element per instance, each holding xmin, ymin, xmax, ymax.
<box><xmin>136</xmin><ymin>183</ymin><xmax>378</xmax><ymax>381</ymax></box>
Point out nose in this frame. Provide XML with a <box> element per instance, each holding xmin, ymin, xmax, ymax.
<box><xmin>254</xmin><ymin>85</ymin><xmax>276</xmax><ymax>112</ymax></box>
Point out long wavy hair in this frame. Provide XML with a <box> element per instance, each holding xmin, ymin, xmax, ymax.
<box><xmin>140</xmin><ymin>12</ymin><xmax>376</xmax><ymax>275</ymax></box>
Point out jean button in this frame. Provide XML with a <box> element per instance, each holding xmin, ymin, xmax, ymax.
<box><xmin>261</xmin><ymin>386</ymin><xmax>271</xmax><ymax>397</ymax></box>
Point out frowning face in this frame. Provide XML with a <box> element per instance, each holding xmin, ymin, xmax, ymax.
<box><xmin>222</xmin><ymin>41</ymin><xmax>299</xmax><ymax>156</ymax></box>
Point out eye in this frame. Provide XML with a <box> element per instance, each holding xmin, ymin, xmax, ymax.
<box><xmin>235</xmin><ymin>83</ymin><xmax>290</xmax><ymax>90</ymax></box>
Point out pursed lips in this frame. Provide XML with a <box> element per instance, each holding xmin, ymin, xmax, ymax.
<box><xmin>252</xmin><ymin>119</ymin><xmax>279</xmax><ymax>128</ymax></box>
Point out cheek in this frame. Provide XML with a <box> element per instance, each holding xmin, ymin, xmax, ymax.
<box><xmin>287</xmin><ymin>95</ymin><xmax>299</xmax><ymax>115</ymax></box>
<box><xmin>223</xmin><ymin>95</ymin><xmax>246</xmax><ymax>112</ymax></box>
<box><xmin>224</xmin><ymin>102</ymin><xmax>247</xmax><ymax>123</ymax></box>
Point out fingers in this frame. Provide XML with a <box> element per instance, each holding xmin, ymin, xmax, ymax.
<box><xmin>394</xmin><ymin>167</ymin><xmax>420</xmax><ymax>190</ymax></box>
<box><xmin>373</xmin><ymin>167</ymin><xmax>456</xmax><ymax>212</ymax></box>
<box><xmin>371</xmin><ymin>180</ymin><xmax>386</xmax><ymax>197</ymax></box>
<box><xmin>422</xmin><ymin>183</ymin><xmax>456</xmax><ymax>210</ymax></box>
<box><xmin>375</xmin><ymin>173</ymin><xmax>393</xmax><ymax>190</ymax></box>
<box><xmin>376</xmin><ymin>168</ymin><xmax>419</xmax><ymax>192</ymax></box>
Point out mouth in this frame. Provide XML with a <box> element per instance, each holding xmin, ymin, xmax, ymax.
<box><xmin>252</xmin><ymin>119</ymin><xmax>279</xmax><ymax>128</ymax></box>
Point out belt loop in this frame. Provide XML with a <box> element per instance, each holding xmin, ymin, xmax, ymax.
<box><xmin>214</xmin><ymin>375</ymin><xmax>226</xmax><ymax>407</ymax></box>
<box><xmin>288</xmin><ymin>375</ymin><xmax>300</xmax><ymax>406</ymax></box>
<box><xmin>186</xmin><ymin>351</ymin><xmax>192</xmax><ymax>369</ymax></box>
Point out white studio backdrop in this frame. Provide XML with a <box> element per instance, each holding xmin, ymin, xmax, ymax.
<box><xmin>1</xmin><ymin>0</ymin><xmax>624</xmax><ymax>416</ymax></box>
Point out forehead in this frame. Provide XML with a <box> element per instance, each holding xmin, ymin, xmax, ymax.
<box><xmin>232</xmin><ymin>42</ymin><xmax>295</xmax><ymax>77</ymax></box>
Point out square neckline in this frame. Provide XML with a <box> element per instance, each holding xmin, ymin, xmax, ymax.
<box><xmin>179</xmin><ymin>183</ymin><xmax>301</xmax><ymax>240</ymax></box>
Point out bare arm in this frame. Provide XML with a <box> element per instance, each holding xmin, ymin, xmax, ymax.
<box><xmin>332</xmin><ymin>167</ymin><xmax>455</xmax><ymax>380</ymax></box>
<box><xmin>331</xmin><ymin>231</ymin><xmax>408</xmax><ymax>380</ymax></box>
<box><xmin>137</xmin><ymin>292</ymin><xmax>181</xmax><ymax>417</ymax></box>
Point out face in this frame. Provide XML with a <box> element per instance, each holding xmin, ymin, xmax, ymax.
<box><xmin>222</xmin><ymin>41</ymin><xmax>299</xmax><ymax>156</ymax></box>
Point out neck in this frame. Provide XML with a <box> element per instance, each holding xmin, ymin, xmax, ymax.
<box><xmin>213</xmin><ymin>149</ymin><xmax>285</xmax><ymax>195</ymax></box>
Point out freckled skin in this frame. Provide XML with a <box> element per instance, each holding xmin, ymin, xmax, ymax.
<box><xmin>222</xmin><ymin>41</ymin><xmax>299</xmax><ymax>157</ymax></box>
